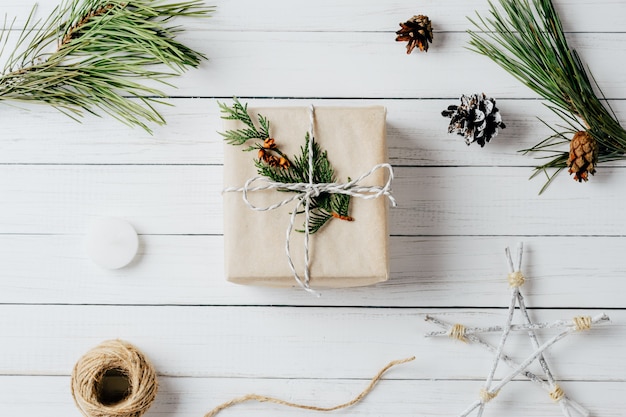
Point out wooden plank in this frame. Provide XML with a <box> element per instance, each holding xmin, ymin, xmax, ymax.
<box><xmin>0</xmin><ymin>306</ymin><xmax>621</xmax><ymax>381</ymax></box>
<box><xmin>2</xmin><ymin>0</ymin><xmax>625</xmax><ymax>32</ymax></box>
<box><xmin>168</xmin><ymin>32</ymin><xmax>626</xmax><ymax>99</ymax></box>
<box><xmin>0</xmin><ymin>165</ymin><xmax>624</xmax><ymax>236</ymax></box>
<box><xmin>0</xmin><ymin>31</ymin><xmax>623</xmax><ymax>99</ymax></box>
<box><xmin>1</xmin><ymin>2</ymin><xmax>625</xmax><ymax>417</ymax></box>
<box><xmin>1</xmin><ymin>235</ymin><xmax>624</xmax><ymax>308</ymax></box>
<box><xmin>3</xmin><ymin>98</ymin><xmax>626</xmax><ymax>167</ymax></box>
<box><xmin>0</xmin><ymin>376</ymin><xmax>622</xmax><ymax>417</ymax></box>
<box><xmin>208</xmin><ymin>0</ymin><xmax>626</xmax><ymax>33</ymax></box>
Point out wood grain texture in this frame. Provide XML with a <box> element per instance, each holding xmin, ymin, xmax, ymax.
<box><xmin>1</xmin><ymin>377</ymin><xmax>623</xmax><ymax>417</ymax></box>
<box><xmin>3</xmin><ymin>0</ymin><xmax>626</xmax><ymax>32</ymax></box>
<box><xmin>0</xmin><ymin>376</ymin><xmax>626</xmax><ymax>417</ymax></box>
<box><xmin>2</xmin><ymin>98</ymin><xmax>625</xmax><ymax>166</ymax></box>
<box><xmin>0</xmin><ymin>31</ymin><xmax>624</xmax><ymax>99</ymax></box>
<box><xmin>0</xmin><ymin>306</ymin><xmax>621</xmax><ymax>380</ymax></box>
<box><xmin>0</xmin><ymin>165</ymin><xmax>624</xmax><ymax>235</ymax></box>
<box><xmin>0</xmin><ymin>235</ymin><xmax>624</xmax><ymax>308</ymax></box>
<box><xmin>0</xmin><ymin>0</ymin><xmax>625</xmax><ymax>416</ymax></box>
<box><xmin>161</xmin><ymin>32</ymin><xmax>626</xmax><ymax>99</ymax></box>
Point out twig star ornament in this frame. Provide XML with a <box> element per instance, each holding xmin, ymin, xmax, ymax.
<box><xmin>426</xmin><ymin>243</ymin><xmax>610</xmax><ymax>417</ymax></box>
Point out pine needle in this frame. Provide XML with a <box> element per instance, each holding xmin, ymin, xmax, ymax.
<box><xmin>468</xmin><ymin>0</ymin><xmax>626</xmax><ymax>192</ymax></box>
<box><xmin>0</xmin><ymin>0</ymin><xmax>214</xmax><ymax>133</ymax></box>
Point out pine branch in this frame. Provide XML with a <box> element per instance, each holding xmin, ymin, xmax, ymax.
<box><xmin>468</xmin><ymin>0</ymin><xmax>626</xmax><ymax>192</ymax></box>
<box><xmin>0</xmin><ymin>0</ymin><xmax>214</xmax><ymax>133</ymax></box>
<box><xmin>220</xmin><ymin>99</ymin><xmax>354</xmax><ymax>234</ymax></box>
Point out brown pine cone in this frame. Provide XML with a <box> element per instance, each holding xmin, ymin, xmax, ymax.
<box><xmin>396</xmin><ymin>15</ymin><xmax>433</xmax><ymax>54</ymax></box>
<box><xmin>567</xmin><ymin>131</ymin><xmax>598</xmax><ymax>182</ymax></box>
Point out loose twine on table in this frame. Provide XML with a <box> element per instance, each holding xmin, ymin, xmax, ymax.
<box><xmin>223</xmin><ymin>105</ymin><xmax>396</xmax><ymax>295</ymax></box>
<box><xmin>71</xmin><ymin>339</ymin><xmax>158</xmax><ymax>417</ymax></box>
<box><xmin>204</xmin><ymin>356</ymin><xmax>415</xmax><ymax>417</ymax></box>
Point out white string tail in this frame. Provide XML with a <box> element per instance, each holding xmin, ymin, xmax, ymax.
<box><xmin>224</xmin><ymin>105</ymin><xmax>396</xmax><ymax>294</ymax></box>
<box><xmin>302</xmin><ymin>105</ymin><xmax>316</xmax><ymax>291</ymax></box>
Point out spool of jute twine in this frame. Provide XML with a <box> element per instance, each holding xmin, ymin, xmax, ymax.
<box><xmin>71</xmin><ymin>339</ymin><xmax>158</xmax><ymax>417</ymax></box>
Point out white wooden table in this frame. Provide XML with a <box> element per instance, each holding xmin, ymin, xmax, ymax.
<box><xmin>1</xmin><ymin>1</ymin><xmax>624</xmax><ymax>416</ymax></box>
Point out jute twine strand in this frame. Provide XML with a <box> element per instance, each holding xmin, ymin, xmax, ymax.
<box><xmin>479</xmin><ymin>388</ymin><xmax>499</xmax><ymax>403</ymax></box>
<box><xmin>204</xmin><ymin>356</ymin><xmax>415</xmax><ymax>417</ymax></box>
<box><xmin>223</xmin><ymin>105</ymin><xmax>396</xmax><ymax>294</ymax></box>
<box><xmin>550</xmin><ymin>385</ymin><xmax>566</xmax><ymax>402</ymax></box>
<box><xmin>71</xmin><ymin>339</ymin><xmax>158</xmax><ymax>417</ymax></box>
<box><xmin>573</xmin><ymin>316</ymin><xmax>592</xmax><ymax>331</ymax></box>
<box><xmin>449</xmin><ymin>323</ymin><xmax>467</xmax><ymax>342</ymax></box>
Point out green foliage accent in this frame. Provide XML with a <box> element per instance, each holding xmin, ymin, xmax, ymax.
<box><xmin>0</xmin><ymin>0</ymin><xmax>214</xmax><ymax>133</ymax></box>
<box><xmin>218</xmin><ymin>98</ymin><xmax>270</xmax><ymax>146</ymax></box>
<box><xmin>219</xmin><ymin>99</ymin><xmax>353</xmax><ymax>234</ymax></box>
<box><xmin>467</xmin><ymin>0</ymin><xmax>626</xmax><ymax>193</ymax></box>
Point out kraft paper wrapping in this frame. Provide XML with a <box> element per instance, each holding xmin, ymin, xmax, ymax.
<box><xmin>223</xmin><ymin>106</ymin><xmax>389</xmax><ymax>288</ymax></box>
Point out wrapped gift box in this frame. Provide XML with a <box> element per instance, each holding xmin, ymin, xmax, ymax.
<box><xmin>223</xmin><ymin>106</ymin><xmax>390</xmax><ymax>288</ymax></box>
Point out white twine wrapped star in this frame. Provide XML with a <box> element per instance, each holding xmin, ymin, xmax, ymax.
<box><xmin>425</xmin><ymin>243</ymin><xmax>610</xmax><ymax>417</ymax></box>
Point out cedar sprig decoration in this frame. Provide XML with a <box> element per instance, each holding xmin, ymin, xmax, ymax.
<box><xmin>219</xmin><ymin>98</ymin><xmax>353</xmax><ymax>234</ymax></box>
<box><xmin>468</xmin><ymin>0</ymin><xmax>626</xmax><ymax>193</ymax></box>
<box><xmin>218</xmin><ymin>99</ymin><xmax>270</xmax><ymax>146</ymax></box>
<box><xmin>0</xmin><ymin>0</ymin><xmax>214</xmax><ymax>133</ymax></box>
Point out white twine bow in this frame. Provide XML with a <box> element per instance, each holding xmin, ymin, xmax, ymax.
<box><xmin>224</xmin><ymin>105</ymin><xmax>396</xmax><ymax>294</ymax></box>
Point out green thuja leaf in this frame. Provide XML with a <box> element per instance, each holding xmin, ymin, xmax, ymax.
<box><xmin>219</xmin><ymin>99</ymin><xmax>354</xmax><ymax>234</ymax></box>
<box><xmin>219</xmin><ymin>98</ymin><xmax>270</xmax><ymax>145</ymax></box>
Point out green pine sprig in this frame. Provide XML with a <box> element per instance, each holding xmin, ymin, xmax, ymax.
<box><xmin>0</xmin><ymin>0</ymin><xmax>214</xmax><ymax>133</ymax></box>
<box><xmin>467</xmin><ymin>0</ymin><xmax>626</xmax><ymax>193</ymax></box>
<box><xmin>218</xmin><ymin>99</ymin><xmax>270</xmax><ymax>146</ymax></box>
<box><xmin>219</xmin><ymin>98</ymin><xmax>353</xmax><ymax>234</ymax></box>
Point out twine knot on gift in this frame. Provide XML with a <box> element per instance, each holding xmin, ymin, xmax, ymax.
<box><xmin>224</xmin><ymin>105</ymin><xmax>396</xmax><ymax>294</ymax></box>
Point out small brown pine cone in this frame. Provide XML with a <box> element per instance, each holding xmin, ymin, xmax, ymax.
<box><xmin>266</xmin><ymin>155</ymin><xmax>281</xmax><ymax>167</ymax></box>
<box><xmin>278</xmin><ymin>156</ymin><xmax>290</xmax><ymax>169</ymax></box>
<box><xmin>567</xmin><ymin>131</ymin><xmax>598</xmax><ymax>182</ymax></box>
<box><xmin>396</xmin><ymin>15</ymin><xmax>433</xmax><ymax>54</ymax></box>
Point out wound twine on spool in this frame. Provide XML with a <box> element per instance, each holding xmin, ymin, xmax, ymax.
<box><xmin>71</xmin><ymin>339</ymin><xmax>158</xmax><ymax>417</ymax></box>
<box><xmin>204</xmin><ymin>356</ymin><xmax>415</xmax><ymax>417</ymax></box>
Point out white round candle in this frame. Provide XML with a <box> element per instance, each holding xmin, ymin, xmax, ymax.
<box><xmin>86</xmin><ymin>217</ymin><xmax>139</xmax><ymax>269</ymax></box>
